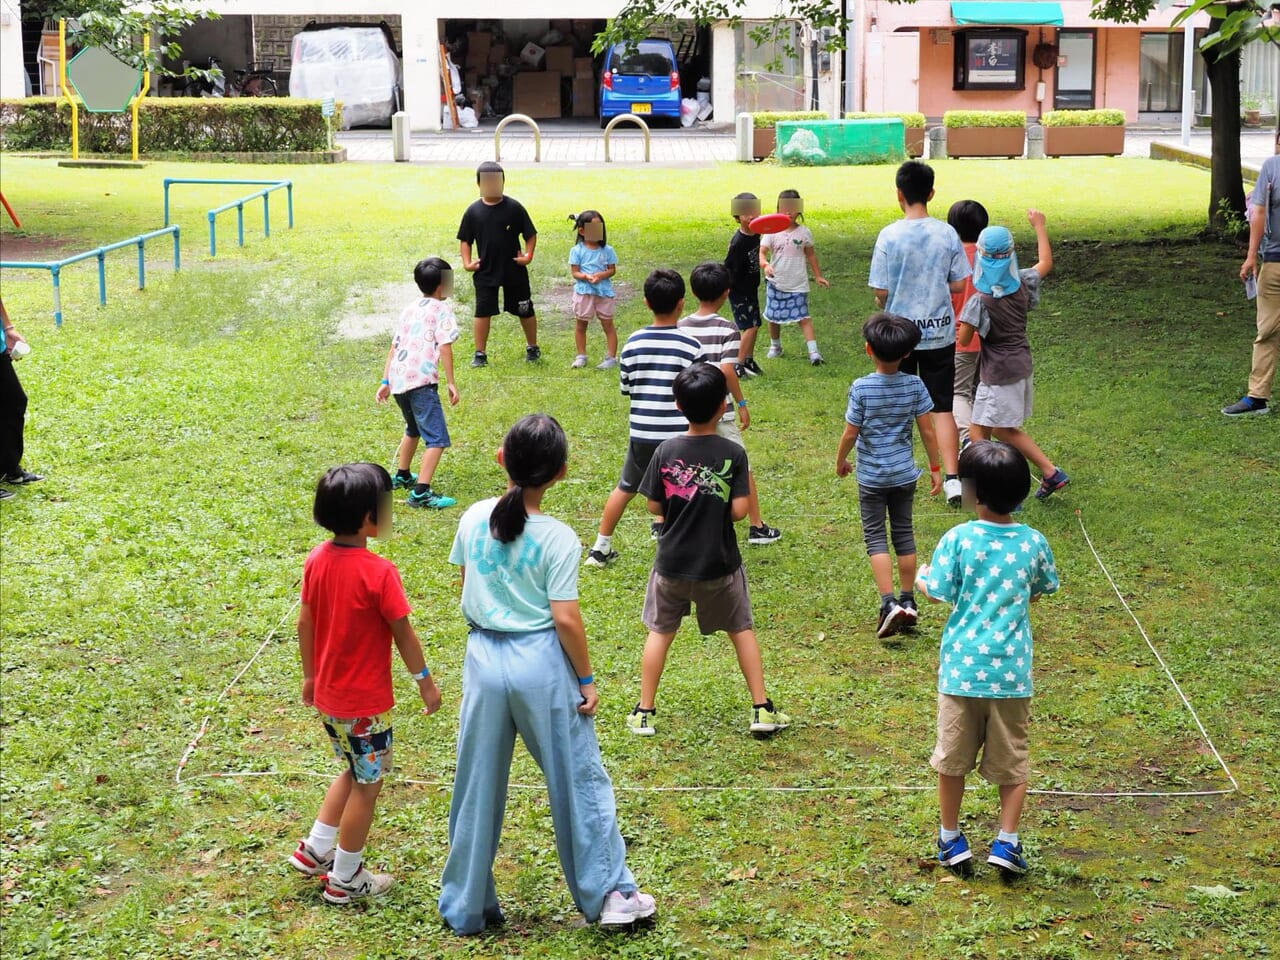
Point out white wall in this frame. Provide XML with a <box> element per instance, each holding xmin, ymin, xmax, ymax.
<box><xmin>0</xmin><ymin>0</ymin><xmax>26</xmax><ymax>99</ymax></box>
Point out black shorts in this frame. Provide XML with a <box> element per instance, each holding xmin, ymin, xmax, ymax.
<box><xmin>728</xmin><ymin>293</ymin><xmax>762</xmax><ymax>331</ymax></box>
<box><xmin>617</xmin><ymin>440</ymin><xmax>661</xmax><ymax>494</ymax></box>
<box><xmin>474</xmin><ymin>269</ymin><xmax>534</xmax><ymax>319</ymax></box>
<box><xmin>900</xmin><ymin>345</ymin><xmax>956</xmax><ymax>413</ymax></box>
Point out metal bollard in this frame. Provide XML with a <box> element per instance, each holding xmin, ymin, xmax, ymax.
<box><xmin>927</xmin><ymin>126</ymin><xmax>947</xmax><ymax>161</ymax></box>
<box><xmin>392</xmin><ymin>111</ymin><xmax>410</xmax><ymax>162</ymax></box>
<box><xmin>1025</xmin><ymin>124</ymin><xmax>1045</xmax><ymax>160</ymax></box>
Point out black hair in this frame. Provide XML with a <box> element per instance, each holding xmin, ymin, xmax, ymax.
<box><xmin>778</xmin><ymin>187</ymin><xmax>804</xmax><ymax>222</ymax></box>
<box><xmin>947</xmin><ymin>199</ymin><xmax>989</xmax><ymax>244</ymax></box>
<box><xmin>413</xmin><ymin>256</ymin><xmax>452</xmax><ymax>296</ymax></box>
<box><xmin>689</xmin><ymin>261</ymin><xmax>731</xmax><ymax>302</ymax></box>
<box><xmin>313</xmin><ymin>463</ymin><xmax>392</xmax><ymax>536</ymax></box>
<box><xmin>489</xmin><ymin>414</ymin><xmax>569</xmax><ymax>544</ymax></box>
<box><xmin>732</xmin><ymin>191</ymin><xmax>759</xmax><ymax>222</ymax></box>
<box><xmin>896</xmin><ymin>160</ymin><xmax>935</xmax><ymax>206</ymax></box>
<box><xmin>570</xmin><ymin>209</ymin><xmax>607</xmax><ymax>245</ymax></box>
<box><xmin>862</xmin><ymin>312</ymin><xmax>922</xmax><ymax>362</ymax></box>
<box><xmin>644</xmin><ymin>268</ymin><xmax>685</xmax><ymax>316</ymax></box>
<box><xmin>673</xmin><ymin>362</ymin><xmax>727</xmax><ymax>425</ymax></box>
<box><xmin>958</xmin><ymin>440</ymin><xmax>1031</xmax><ymax>515</ymax></box>
<box><xmin>476</xmin><ymin>160</ymin><xmax>505</xmax><ymax>183</ymax></box>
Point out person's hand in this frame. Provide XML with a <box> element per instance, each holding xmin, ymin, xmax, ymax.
<box><xmin>419</xmin><ymin>676</ymin><xmax>442</xmax><ymax>715</ymax></box>
<box><xmin>763</xmin><ymin>264</ymin><xmax>775</xmax><ymax>278</ymax></box>
<box><xmin>1027</xmin><ymin>208</ymin><xmax>1047</xmax><ymax>229</ymax></box>
<box><xmin>301</xmin><ymin>677</ymin><xmax>315</xmax><ymax>707</ymax></box>
<box><xmin>738</xmin><ymin>404</ymin><xmax>750</xmax><ymax>430</ymax></box>
<box><xmin>836</xmin><ymin>459</ymin><xmax>853</xmax><ymax>478</ymax></box>
<box><xmin>5</xmin><ymin>328</ymin><xmax>25</xmax><ymax>348</ymax></box>
<box><xmin>577</xmin><ymin>682</ymin><xmax>599</xmax><ymax>716</ymax></box>
<box><xmin>815</xmin><ymin>276</ymin><xmax>830</xmax><ymax>289</ymax></box>
<box><xmin>446</xmin><ymin>382</ymin><xmax>460</xmax><ymax>406</ymax></box>
<box><xmin>513</xmin><ymin>252</ymin><xmax>532</xmax><ymax>266</ymax></box>
<box><xmin>1241</xmin><ymin>255</ymin><xmax>1257</xmax><ymax>282</ymax></box>
<box><xmin>929</xmin><ymin>469</ymin><xmax>943</xmax><ymax>496</ymax></box>
<box><xmin>375</xmin><ymin>383</ymin><xmax>391</xmax><ymax>404</ymax></box>
<box><xmin>464</xmin><ymin>258</ymin><xmax>481</xmax><ymax>272</ymax></box>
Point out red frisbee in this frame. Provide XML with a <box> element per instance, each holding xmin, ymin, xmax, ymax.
<box><xmin>748</xmin><ymin>212</ymin><xmax>792</xmax><ymax>235</ymax></box>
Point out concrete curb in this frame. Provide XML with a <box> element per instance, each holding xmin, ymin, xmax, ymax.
<box><xmin>1150</xmin><ymin>142</ymin><xmax>1261</xmax><ymax>180</ymax></box>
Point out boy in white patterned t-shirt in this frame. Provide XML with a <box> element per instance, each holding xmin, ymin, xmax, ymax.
<box><xmin>918</xmin><ymin>440</ymin><xmax>1058</xmax><ymax>877</ymax></box>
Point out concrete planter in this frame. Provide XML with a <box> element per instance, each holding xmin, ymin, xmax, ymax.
<box><xmin>905</xmin><ymin>127</ymin><xmax>925</xmax><ymax>158</ymax></box>
<box><xmin>752</xmin><ymin>127</ymin><xmax>776</xmax><ymax>160</ymax></box>
<box><xmin>946</xmin><ymin>126</ymin><xmax>1025</xmax><ymax>159</ymax></box>
<box><xmin>1043</xmin><ymin>125</ymin><xmax>1125</xmax><ymax>157</ymax></box>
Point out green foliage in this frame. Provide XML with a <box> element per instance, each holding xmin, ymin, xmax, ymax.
<box><xmin>751</xmin><ymin>111</ymin><xmax>825</xmax><ymax>128</ymax></box>
<box><xmin>1040</xmin><ymin>109</ymin><xmax>1127</xmax><ymax>127</ymax></box>
<box><xmin>943</xmin><ymin>110</ymin><xmax>1027</xmax><ymax>128</ymax></box>
<box><xmin>29</xmin><ymin>0</ymin><xmax>216</xmax><ymax>79</ymax></box>
<box><xmin>844</xmin><ymin>111</ymin><xmax>927</xmax><ymax>128</ymax></box>
<box><xmin>0</xmin><ymin>98</ymin><xmax>339</xmax><ymax>154</ymax></box>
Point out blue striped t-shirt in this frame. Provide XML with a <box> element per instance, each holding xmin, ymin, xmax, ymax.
<box><xmin>845</xmin><ymin>370</ymin><xmax>934</xmax><ymax>488</ymax></box>
<box><xmin>619</xmin><ymin>325</ymin><xmax>705</xmax><ymax>443</ymax></box>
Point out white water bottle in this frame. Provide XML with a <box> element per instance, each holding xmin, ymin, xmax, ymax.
<box><xmin>9</xmin><ymin>340</ymin><xmax>30</xmax><ymax>360</ymax></box>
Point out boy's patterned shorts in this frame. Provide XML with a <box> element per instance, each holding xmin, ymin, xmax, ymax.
<box><xmin>323</xmin><ymin>712</ymin><xmax>393</xmax><ymax>784</ymax></box>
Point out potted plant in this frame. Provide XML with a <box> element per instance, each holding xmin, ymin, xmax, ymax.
<box><xmin>844</xmin><ymin>111</ymin><xmax>927</xmax><ymax>157</ymax></box>
<box><xmin>1242</xmin><ymin>93</ymin><xmax>1265</xmax><ymax>127</ymax></box>
<box><xmin>750</xmin><ymin>110</ymin><xmax>825</xmax><ymax>160</ymax></box>
<box><xmin>942</xmin><ymin>110</ymin><xmax>1026</xmax><ymax>159</ymax></box>
<box><xmin>1040</xmin><ymin>108</ymin><xmax>1127</xmax><ymax>157</ymax></box>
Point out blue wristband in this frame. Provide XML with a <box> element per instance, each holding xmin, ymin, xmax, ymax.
<box><xmin>737</xmin><ymin>399</ymin><xmax>748</xmax><ymax>408</ymax></box>
<box><xmin>412</xmin><ymin>666</ymin><xmax>431</xmax><ymax>682</ymax></box>
<box><xmin>380</xmin><ymin>378</ymin><xmax>390</xmax><ymax>386</ymax></box>
<box><xmin>577</xmin><ymin>674</ymin><xmax>594</xmax><ymax>686</ymax></box>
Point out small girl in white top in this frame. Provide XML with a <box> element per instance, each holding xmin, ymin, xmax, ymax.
<box><xmin>568</xmin><ymin>210</ymin><xmax>619</xmax><ymax>370</ymax></box>
<box><xmin>759</xmin><ymin>189</ymin><xmax>830</xmax><ymax>366</ymax></box>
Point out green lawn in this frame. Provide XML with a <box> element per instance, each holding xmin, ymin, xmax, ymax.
<box><xmin>0</xmin><ymin>155</ymin><xmax>1276</xmax><ymax>960</ymax></box>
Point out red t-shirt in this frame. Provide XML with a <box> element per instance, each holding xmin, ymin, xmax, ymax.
<box><xmin>300</xmin><ymin>541</ymin><xmax>412</xmax><ymax>718</ymax></box>
<box><xmin>952</xmin><ymin>242</ymin><xmax>981</xmax><ymax>355</ymax></box>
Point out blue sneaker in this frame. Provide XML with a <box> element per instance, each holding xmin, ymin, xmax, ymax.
<box><xmin>937</xmin><ymin>832</ymin><xmax>973</xmax><ymax>868</ymax></box>
<box><xmin>1034</xmin><ymin>468</ymin><xmax>1069</xmax><ymax>501</ymax></box>
<box><xmin>392</xmin><ymin>471</ymin><xmax>417</xmax><ymax>490</ymax></box>
<box><xmin>987</xmin><ymin>838</ymin><xmax>1028</xmax><ymax>874</ymax></box>
<box><xmin>407</xmin><ymin>487</ymin><xmax>457</xmax><ymax>509</ymax></box>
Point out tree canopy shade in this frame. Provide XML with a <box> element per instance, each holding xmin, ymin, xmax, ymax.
<box><xmin>23</xmin><ymin>0</ymin><xmax>215</xmax><ymax>78</ymax></box>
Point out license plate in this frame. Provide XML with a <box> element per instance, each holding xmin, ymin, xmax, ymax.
<box><xmin>631</xmin><ymin>103</ymin><xmax>651</xmax><ymax>114</ymax></box>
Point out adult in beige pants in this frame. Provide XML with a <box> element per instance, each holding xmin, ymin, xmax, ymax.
<box><xmin>1227</xmin><ymin>129</ymin><xmax>1280</xmax><ymax>416</ymax></box>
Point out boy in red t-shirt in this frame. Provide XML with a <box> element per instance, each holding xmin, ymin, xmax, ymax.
<box><xmin>947</xmin><ymin>200</ymin><xmax>988</xmax><ymax>447</ymax></box>
<box><xmin>288</xmin><ymin>462</ymin><xmax>442</xmax><ymax>904</ymax></box>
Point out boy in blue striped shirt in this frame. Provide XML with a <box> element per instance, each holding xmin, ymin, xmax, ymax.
<box><xmin>587</xmin><ymin>270</ymin><xmax>705</xmax><ymax>567</ymax></box>
<box><xmin>836</xmin><ymin>313</ymin><xmax>942</xmax><ymax>638</ymax></box>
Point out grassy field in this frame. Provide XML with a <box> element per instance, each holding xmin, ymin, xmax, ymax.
<box><xmin>0</xmin><ymin>154</ymin><xmax>1277</xmax><ymax>960</ymax></box>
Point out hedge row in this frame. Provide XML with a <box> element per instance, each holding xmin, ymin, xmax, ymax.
<box><xmin>0</xmin><ymin>98</ymin><xmax>340</xmax><ymax>154</ymax></box>
<box><xmin>751</xmin><ymin>110</ymin><xmax>827</xmax><ymax>129</ymax></box>
<box><xmin>942</xmin><ymin>110</ymin><xmax>1027</xmax><ymax>128</ymax></box>
<box><xmin>1040</xmin><ymin>108</ymin><xmax>1126</xmax><ymax>127</ymax></box>
<box><xmin>844</xmin><ymin>111</ymin><xmax>927</xmax><ymax>129</ymax></box>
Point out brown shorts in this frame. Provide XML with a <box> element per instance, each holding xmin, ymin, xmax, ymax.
<box><xmin>929</xmin><ymin>693</ymin><xmax>1030</xmax><ymax>785</ymax></box>
<box><xmin>642</xmin><ymin>565</ymin><xmax>754</xmax><ymax>635</ymax></box>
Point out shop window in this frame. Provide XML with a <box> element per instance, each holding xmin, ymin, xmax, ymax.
<box><xmin>953</xmin><ymin>29</ymin><xmax>1026</xmax><ymax>91</ymax></box>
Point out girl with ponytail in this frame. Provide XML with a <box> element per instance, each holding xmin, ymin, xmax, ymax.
<box><xmin>439</xmin><ymin>414</ymin><xmax>656</xmax><ymax>934</ymax></box>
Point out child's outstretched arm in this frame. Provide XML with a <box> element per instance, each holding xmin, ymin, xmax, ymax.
<box><xmin>390</xmin><ymin>616</ymin><xmax>442</xmax><ymax>715</ymax></box>
<box><xmin>549</xmin><ymin>600</ymin><xmax>598</xmax><ymax>716</ymax></box>
<box><xmin>376</xmin><ymin>345</ymin><xmax>394</xmax><ymax>404</ymax></box>
<box><xmin>835</xmin><ymin>423</ymin><xmax>859</xmax><ymax>477</ymax></box>
<box><xmin>298</xmin><ymin>602</ymin><xmax>316</xmax><ymax>706</ymax></box>
<box><xmin>804</xmin><ymin>245</ymin><xmax>830</xmax><ymax>288</ymax></box>
<box><xmin>916</xmin><ymin>413</ymin><xmax>943</xmax><ymax>496</ymax></box>
<box><xmin>1027</xmin><ymin>209</ymin><xmax>1053</xmax><ymax>278</ymax></box>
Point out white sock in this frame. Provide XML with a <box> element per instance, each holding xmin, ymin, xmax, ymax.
<box><xmin>997</xmin><ymin>830</ymin><xmax>1019</xmax><ymax>845</ymax></box>
<box><xmin>771</xmin><ymin>338</ymin><xmax>782</xmax><ymax>349</ymax></box>
<box><xmin>806</xmin><ymin>339</ymin><xmax>819</xmax><ymax>356</ymax></box>
<box><xmin>332</xmin><ymin>846</ymin><xmax>363</xmax><ymax>882</ymax></box>
<box><xmin>593</xmin><ymin>534</ymin><xmax>612</xmax><ymax>553</ymax></box>
<box><xmin>940</xmin><ymin>826</ymin><xmax>962</xmax><ymax>842</ymax></box>
<box><xmin>306</xmin><ymin>820</ymin><xmax>338</xmax><ymax>856</ymax></box>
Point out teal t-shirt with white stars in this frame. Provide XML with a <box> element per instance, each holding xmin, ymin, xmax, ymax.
<box><xmin>925</xmin><ymin>519</ymin><xmax>1058</xmax><ymax>699</ymax></box>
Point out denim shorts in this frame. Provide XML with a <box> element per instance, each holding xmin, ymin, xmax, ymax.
<box><xmin>323</xmin><ymin>712</ymin><xmax>393</xmax><ymax>784</ymax></box>
<box><xmin>395</xmin><ymin>383</ymin><xmax>451</xmax><ymax>448</ymax></box>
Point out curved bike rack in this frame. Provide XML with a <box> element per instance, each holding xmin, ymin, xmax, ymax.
<box><xmin>494</xmin><ymin>114</ymin><xmax>541</xmax><ymax>163</ymax></box>
<box><xmin>603</xmin><ymin>114</ymin><xmax>651</xmax><ymax>163</ymax></box>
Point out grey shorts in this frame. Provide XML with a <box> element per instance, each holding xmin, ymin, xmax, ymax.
<box><xmin>972</xmin><ymin>376</ymin><xmax>1034</xmax><ymax>429</ymax></box>
<box><xmin>617</xmin><ymin>440</ymin><xmax>660</xmax><ymax>494</ymax></box>
<box><xmin>715</xmin><ymin>417</ymin><xmax>744</xmax><ymax>448</ymax></box>
<box><xmin>642</xmin><ymin>565</ymin><xmax>754</xmax><ymax>635</ymax></box>
<box><xmin>858</xmin><ymin>481</ymin><xmax>917</xmax><ymax>557</ymax></box>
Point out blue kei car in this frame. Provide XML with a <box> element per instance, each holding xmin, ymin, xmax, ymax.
<box><xmin>599</xmin><ymin>39</ymin><xmax>682</xmax><ymax>125</ymax></box>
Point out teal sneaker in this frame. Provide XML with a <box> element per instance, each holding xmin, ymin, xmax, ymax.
<box><xmin>407</xmin><ymin>487</ymin><xmax>457</xmax><ymax>509</ymax></box>
<box><xmin>749</xmin><ymin>702</ymin><xmax>791</xmax><ymax>735</ymax></box>
<box><xmin>392</xmin><ymin>471</ymin><xmax>418</xmax><ymax>490</ymax></box>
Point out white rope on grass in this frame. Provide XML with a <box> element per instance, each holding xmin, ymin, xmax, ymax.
<box><xmin>174</xmin><ymin>513</ymin><xmax>1238</xmax><ymax>800</ymax></box>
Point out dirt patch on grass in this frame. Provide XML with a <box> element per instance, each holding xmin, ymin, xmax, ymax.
<box><xmin>0</xmin><ymin>232</ymin><xmax>83</xmax><ymax>263</ymax></box>
<box><xmin>334</xmin><ymin>280</ymin><xmax>419</xmax><ymax>341</ymax></box>
<box><xmin>539</xmin><ymin>278</ymin><xmax>636</xmax><ymax>328</ymax></box>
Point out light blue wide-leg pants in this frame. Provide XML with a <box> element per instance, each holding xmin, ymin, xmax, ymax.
<box><xmin>438</xmin><ymin>627</ymin><xmax>636</xmax><ymax>935</ymax></box>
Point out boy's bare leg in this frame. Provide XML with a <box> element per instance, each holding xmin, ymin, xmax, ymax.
<box><xmin>417</xmin><ymin>446</ymin><xmax>445</xmax><ymax>486</ymax></box>
<box><xmin>473</xmin><ymin>316</ymin><xmax>492</xmax><ymax>354</ymax></box>
<box><xmin>998</xmin><ymin>781</ymin><xmax>1028</xmax><ymax>834</ymax></box>
<box><xmin>337</xmin><ymin>779</ymin><xmax>384</xmax><ymax>854</ymax></box>
<box><xmin>638</xmin><ymin>630</ymin><xmax>677</xmax><ymax>710</ymax></box>
<box><xmin>726</xmin><ymin>629</ymin><xmax>768</xmax><ymax>704</ymax></box>
<box><xmin>991</xmin><ymin>427</ymin><xmax>1056</xmax><ymax>479</ymax></box>
<box><xmin>746</xmin><ymin>470</ymin><xmax>763</xmax><ymax>528</ymax></box>
<box><xmin>738</xmin><ymin>326</ymin><xmax>758</xmax><ymax>363</ymax></box>
<box><xmin>868</xmin><ymin>552</ymin><xmax>896</xmax><ymax>596</ymax></box>
<box><xmin>317</xmin><ymin>770</ymin><xmax>353</xmax><ymax>831</ymax></box>
<box><xmin>969</xmin><ymin>423</ymin><xmax>990</xmax><ymax>442</ymax></box>
<box><xmin>601</xmin><ymin>318</ymin><xmax>618</xmax><ymax>358</ymax></box>
<box><xmin>598</xmin><ymin>487</ymin><xmax>636</xmax><ymax>538</ymax></box>
<box><xmin>574</xmin><ymin>319</ymin><xmax>589</xmax><ymax>356</ymax></box>
<box><xmin>896</xmin><ymin>551</ymin><xmax>917</xmax><ymax>593</ymax></box>
<box><xmin>396</xmin><ymin>436</ymin><xmax>420</xmax><ymax>472</ymax></box>
<box><xmin>938</xmin><ymin>773</ymin><xmax>966</xmax><ymax>831</ymax></box>
<box><xmin>518</xmin><ymin>313</ymin><xmax>538</xmax><ymax>347</ymax></box>
<box><xmin>934</xmin><ymin>412</ymin><xmax>960</xmax><ymax>475</ymax></box>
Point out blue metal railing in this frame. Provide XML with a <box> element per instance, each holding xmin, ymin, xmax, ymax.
<box><xmin>162</xmin><ymin>178</ymin><xmax>294</xmax><ymax>257</ymax></box>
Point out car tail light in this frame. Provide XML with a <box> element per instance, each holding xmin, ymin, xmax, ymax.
<box><xmin>602</xmin><ymin>70</ymin><xmax>613</xmax><ymax>90</ymax></box>
<box><xmin>670</xmin><ymin>71</ymin><xmax>679</xmax><ymax>90</ymax></box>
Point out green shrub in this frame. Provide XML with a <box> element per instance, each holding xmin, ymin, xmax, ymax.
<box><xmin>943</xmin><ymin>110</ymin><xmax>1026</xmax><ymax>128</ymax></box>
<box><xmin>1040</xmin><ymin>108</ymin><xmax>1126</xmax><ymax>127</ymax></box>
<box><xmin>844</xmin><ymin>111</ymin><xmax>926</xmax><ymax>128</ymax></box>
<box><xmin>751</xmin><ymin>110</ymin><xmax>826</xmax><ymax>128</ymax></box>
<box><xmin>0</xmin><ymin>97</ymin><xmax>341</xmax><ymax>154</ymax></box>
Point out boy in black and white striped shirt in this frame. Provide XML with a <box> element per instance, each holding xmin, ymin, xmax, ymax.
<box><xmin>586</xmin><ymin>270</ymin><xmax>705</xmax><ymax>567</ymax></box>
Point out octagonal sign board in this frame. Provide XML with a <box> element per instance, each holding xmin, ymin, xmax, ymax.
<box><xmin>67</xmin><ymin>46</ymin><xmax>143</xmax><ymax>113</ymax></box>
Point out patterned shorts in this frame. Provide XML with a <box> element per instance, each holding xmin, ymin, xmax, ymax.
<box><xmin>323</xmin><ymin>712</ymin><xmax>393</xmax><ymax>784</ymax></box>
<box><xmin>764</xmin><ymin>283</ymin><xmax>810</xmax><ymax>324</ymax></box>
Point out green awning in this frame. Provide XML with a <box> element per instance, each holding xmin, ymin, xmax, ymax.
<box><xmin>950</xmin><ymin>2</ymin><xmax>1065</xmax><ymax>25</ymax></box>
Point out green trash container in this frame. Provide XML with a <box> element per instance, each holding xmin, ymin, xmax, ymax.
<box><xmin>776</xmin><ymin>119</ymin><xmax>906</xmax><ymax>167</ymax></box>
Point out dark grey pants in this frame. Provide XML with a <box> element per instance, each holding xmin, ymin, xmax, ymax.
<box><xmin>858</xmin><ymin>481</ymin><xmax>917</xmax><ymax>556</ymax></box>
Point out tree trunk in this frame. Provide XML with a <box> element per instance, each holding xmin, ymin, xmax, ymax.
<box><xmin>1204</xmin><ymin>15</ymin><xmax>1247</xmax><ymax>233</ymax></box>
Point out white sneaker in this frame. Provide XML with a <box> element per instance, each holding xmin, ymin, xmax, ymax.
<box><xmin>599</xmin><ymin>889</ymin><xmax>657</xmax><ymax>926</ymax></box>
<box><xmin>322</xmin><ymin>866</ymin><xmax>394</xmax><ymax>904</ymax></box>
<box><xmin>766</xmin><ymin>344</ymin><xmax>784</xmax><ymax>359</ymax></box>
<box><xmin>571</xmin><ymin>354</ymin><xmax>588</xmax><ymax>369</ymax></box>
<box><xmin>596</xmin><ymin>356</ymin><xmax>618</xmax><ymax>370</ymax></box>
<box><xmin>943</xmin><ymin>477</ymin><xmax>962</xmax><ymax>506</ymax></box>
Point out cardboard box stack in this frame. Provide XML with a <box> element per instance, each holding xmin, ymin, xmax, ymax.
<box><xmin>514</xmin><ymin>71</ymin><xmax>562</xmax><ymax>119</ymax></box>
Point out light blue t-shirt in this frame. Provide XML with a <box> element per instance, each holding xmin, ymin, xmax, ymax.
<box><xmin>449</xmin><ymin>498</ymin><xmax>581</xmax><ymax>632</ymax></box>
<box><xmin>868</xmin><ymin>217</ymin><xmax>970</xmax><ymax>351</ymax></box>
<box><xmin>925</xmin><ymin>520</ymin><xmax>1059</xmax><ymax>699</ymax></box>
<box><xmin>845</xmin><ymin>371</ymin><xmax>934</xmax><ymax>488</ymax></box>
<box><xmin>569</xmin><ymin>243</ymin><xmax>618</xmax><ymax>297</ymax></box>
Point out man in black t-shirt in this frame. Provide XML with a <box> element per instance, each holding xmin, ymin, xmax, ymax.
<box><xmin>456</xmin><ymin>162</ymin><xmax>539</xmax><ymax>368</ymax></box>
<box><xmin>626</xmin><ymin>362</ymin><xmax>791</xmax><ymax>739</ymax></box>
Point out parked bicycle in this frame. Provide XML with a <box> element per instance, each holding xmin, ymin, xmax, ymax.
<box><xmin>176</xmin><ymin>57</ymin><xmax>278</xmax><ymax>98</ymax></box>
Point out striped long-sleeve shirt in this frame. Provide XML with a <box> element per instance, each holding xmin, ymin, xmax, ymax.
<box><xmin>618</xmin><ymin>325</ymin><xmax>706</xmax><ymax>442</ymax></box>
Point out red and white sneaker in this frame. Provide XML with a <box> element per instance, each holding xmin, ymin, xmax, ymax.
<box><xmin>288</xmin><ymin>840</ymin><xmax>334</xmax><ymax>877</ymax></box>
<box><xmin>322</xmin><ymin>866</ymin><xmax>395</xmax><ymax>905</ymax></box>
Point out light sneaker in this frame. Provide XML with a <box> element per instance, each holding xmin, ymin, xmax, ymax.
<box><xmin>599</xmin><ymin>888</ymin><xmax>657</xmax><ymax>927</ymax></box>
<box><xmin>809</xmin><ymin>353</ymin><xmax>824</xmax><ymax>366</ymax></box>
<box><xmin>877</xmin><ymin>598</ymin><xmax>909</xmax><ymax>639</ymax></box>
<box><xmin>937</xmin><ymin>831</ymin><xmax>974</xmax><ymax>869</ymax></box>
<box><xmin>1221</xmin><ymin>395</ymin><xmax>1270</xmax><ymax>416</ymax></box>
<box><xmin>322</xmin><ymin>866</ymin><xmax>395</xmax><ymax>904</ymax></box>
<box><xmin>407</xmin><ymin>487</ymin><xmax>457</xmax><ymax>509</ymax></box>
<box><xmin>585</xmin><ymin>548</ymin><xmax>619</xmax><ymax>568</ymax></box>
<box><xmin>596</xmin><ymin>356</ymin><xmax>619</xmax><ymax>370</ymax></box>
<box><xmin>747</xmin><ymin>524</ymin><xmax>781</xmax><ymax>545</ymax></box>
<box><xmin>571</xmin><ymin>354</ymin><xmax>588</xmax><ymax>369</ymax></box>
<box><xmin>288</xmin><ymin>840</ymin><xmax>334</xmax><ymax>877</ymax></box>
<box><xmin>943</xmin><ymin>477</ymin><xmax>962</xmax><ymax>507</ymax></box>
<box><xmin>987</xmin><ymin>838</ymin><xmax>1029</xmax><ymax>875</ymax></box>
<box><xmin>749</xmin><ymin>702</ymin><xmax>791</xmax><ymax>734</ymax></box>
<box><xmin>626</xmin><ymin>707</ymin><xmax>657</xmax><ymax>736</ymax></box>
<box><xmin>766</xmin><ymin>344</ymin><xmax>784</xmax><ymax>359</ymax></box>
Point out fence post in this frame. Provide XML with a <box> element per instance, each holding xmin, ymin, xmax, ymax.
<box><xmin>52</xmin><ymin>266</ymin><xmax>63</xmax><ymax>328</ymax></box>
<box><xmin>173</xmin><ymin>225</ymin><xmax>181</xmax><ymax>272</ymax></box>
<box><xmin>137</xmin><ymin>238</ymin><xmax>146</xmax><ymax>290</ymax></box>
<box><xmin>208</xmin><ymin>212</ymin><xmax>217</xmax><ymax>258</ymax></box>
<box><xmin>97</xmin><ymin>250</ymin><xmax>107</xmax><ymax>304</ymax></box>
<box><xmin>286</xmin><ymin>183</ymin><xmax>294</xmax><ymax>228</ymax></box>
<box><xmin>263</xmin><ymin>192</ymin><xmax>271</xmax><ymax>239</ymax></box>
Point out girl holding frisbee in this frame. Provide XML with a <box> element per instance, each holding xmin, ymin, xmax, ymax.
<box><xmin>438</xmin><ymin>414</ymin><xmax>656</xmax><ymax>934</ymax></box>
<box><xmin>759</xmin><ymin>189</ymin><xmax>830</xmax><ymax>366</ymax></box>
<box><xmin>568</xmin><ymin>210</ymin><xmax>620</xmax><ymax>370</ymax></box>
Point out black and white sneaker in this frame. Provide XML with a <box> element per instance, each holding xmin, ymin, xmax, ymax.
<box><xmin>650</xmin><ymin>521</ymin><xmax>663</xmax><ymax>540</ymax></box>
<box><xmin>0</xmin><ymin>489</ymin><xmax>14</xmax><ymax>502</ymax></box>
<box><xmin>1</xmin><ymin>469</ymin><xmax>43</xmax><ymax>484</ymax></box>
<box><xmin>471</xmin><ymin>350</ymin><xmax>488</xmax><ymax>368</ymax></box>
<box><xmin>742</xmin><ymin>357</ymin><xmax>764</xmax><ymax>378</ymax></box>
<box><xmin>747</xmin><ymin>524</ymin><xmax>781</xmax><ymax>545</ymax></box>
<box><xmin>898</xmin><ymin>597</ymin><xmax>919</xmax><ymax>631</ymax></box>
<box><xmin>877</xmin><ymin>598</ymin><xmax>909</xmax><ymax>639</ymax></box>
<box><xmin>585</xmin><ymin>548</ymin><xmax>618</xmax><ymax>568</ymax></box>
<box><xmin>525</xmin><ymin>345</ymin><xmax>542</xmax><ymax>362</ymax></box>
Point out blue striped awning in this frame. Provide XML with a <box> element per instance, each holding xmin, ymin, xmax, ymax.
<box><xmin>951</xmin><ymin>2</ymin><xmax>1065</xmax><ymax>25</ymax></box>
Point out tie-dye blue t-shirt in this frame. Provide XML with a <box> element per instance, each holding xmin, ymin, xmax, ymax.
<box><xmin>868</xmin><ymin>217</ymin><xmax>970</xmax><ymax>350</ymax></box>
